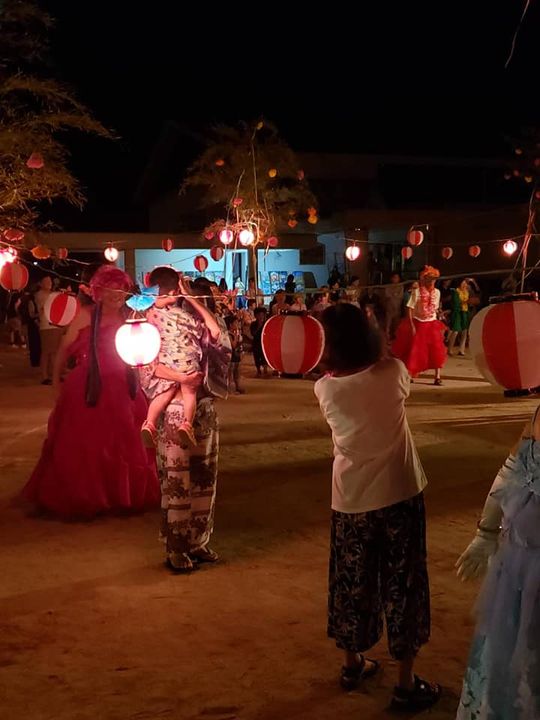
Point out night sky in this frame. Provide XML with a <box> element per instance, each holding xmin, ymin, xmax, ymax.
<box><xmin>39</xmin><ymin>1</ymin><xmax>540</xmax><ymax>228</ymax></box>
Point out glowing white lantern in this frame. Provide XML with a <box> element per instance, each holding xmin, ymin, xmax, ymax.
<box><xmin>345</xmin><ymin>245</ymin><xmax>361</xmax><ymax>261</ymax></box>
<box><xmin>115</xmin><ymin>319</ymin><xmax>161</xmax><ymax>367</ymax></box>
<box><xmin>503</xmin><ymin>240</ymin><xmax>518</xmax><ymax>256</ymax></box>
<box><xmin>219</xmin><ymin>229</ymin><xmax>234</xmax><ymax>245</ymax></box>
<box><xmin>239</xmin><ymin>229</ymin><xmax>255</xmax><ymax>246</ymax></box>
<box><xmin>104</xmin><ymin>245</ymin><xmax>119</xmax><ymax>262</ymax></box>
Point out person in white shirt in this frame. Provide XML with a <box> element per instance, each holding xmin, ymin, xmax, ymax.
<box><xmin>391</xmin><ymin>265</ymin><xmax>447</xmax><ymax>385</ymax></box>
<box><xmin>314</xmin><ymin>303</ymin><xmax>440</xmax><ymax>712</ymax></box>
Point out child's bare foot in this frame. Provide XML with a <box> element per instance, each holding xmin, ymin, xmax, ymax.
<box><xmin>141</xmin><ymin>420</ymin><xmax>158</xmax><ymax>448</ymax></box>
<box><xmin>178</xmin><ymin>421</ymin><xmax>197</xmax><ymax>448</ymax></box>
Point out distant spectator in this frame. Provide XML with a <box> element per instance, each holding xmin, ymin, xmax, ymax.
<box><xmin>251</xmin><ymin>307</ymin><xmax>268</xmax><ymax>377</ymax></box>
<box><xmin>19</xmin><ymin>285</ymin><xmax>40</xmax><ymax>367</ymax></box>
<box><xmin>34</xmin><ymin>276</ymin><xmax>63</xmax><ymax>385</ymax></box>
<box><xmin>285</xmin><ymin>274</ymin><xmax>296</xmax><ymax>304</ymax></box>
<box><xmin>311</xmin><ymin>291</ymin><xmax>330</xmax><ymax>320</ymax></box>
<box><xmin>290</xmin><ymin>293</ymin><xmax>307</xmax><ymax>312</ymax></box>
<box><xmin>270</xmin><ymin>289</ymin><xmax>288</xmax><ymax>316</ymax></box>
<box><xmin>385</xmin><ymin>273</ymin><xmax>405</xmax><ymax>339</ymax></box>
<box><xmin>225</xmin><ymin>314</ymin><xmax>245</xmax><ymax>394</ymax></box>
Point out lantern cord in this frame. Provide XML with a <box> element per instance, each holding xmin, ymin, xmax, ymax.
<box><xmin>505</xmin><ymin>0</ymin><xmax>532</xmax><ymax>70</ymax></box>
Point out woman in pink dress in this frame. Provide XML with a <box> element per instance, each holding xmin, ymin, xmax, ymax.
<box><xmin>23</xmin><ymin>266</ymin><xmax>159</xmax><ymax>518</ymax></box>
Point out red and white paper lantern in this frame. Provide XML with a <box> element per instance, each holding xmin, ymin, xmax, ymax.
<box><xmin>104</xmin><ymin>245</ymin><xmax>119</xmax><ymax>262</ymax></box>
<box><xmin>162</xmin><ymin>237</ymin><xmax>174</xmax><ymax>252</ymax></box>
<box><xmin>267</xmin><ymin>236</ymin><xmax>279</xmax><ymax>248</ymax></box>
<box><xmin>45</xmin><ymin>292</ymin><xmax>80</xmax><ymax>327</ymax></box>
<box><xmin>3</xmin><ymin>228</ymin><xmax>24</xmax><ymax>243</ymax></box>
<box><xmin>0</xmin><ymin>262</ymin><xmax>29</xmax><ymax>291</ymax></box>
<box><xmin>239</xmin><ymin>229</ymin><xmax>255</xmax><ymax>247</ymax></box>
<box><xmin>469</xmin><ymin>245</ymin><xmax>481</xmax><ymax>258</ymax></box>
<box><xmin>407</xmin><ymin>229</ymin><xmax>424</xmax><ymax>246</ymax></box>
<box><xmin>194</xmin><ymin>255</ymin><xmax>208</xmax><ymax>272</ymax></box>
<box><xmin>219</xmin><ymin>229</ymin><xmax>234</xmax><ymax>245</ymax></box>
<box><xmin>26</xmin><ymin>152</ymin><xmax>44</xmax><ymax>169</ymax></box>
<box><xmin>261</xmin><ymin>314</ymin><xmax>325</xmax><ymax>375</ymax></box>
<box><xmin>115</xmin><ymin>319</ymin><xmax>161</xmax><ymax>367</ymax></box>
<box><xmin>441</xmin><ymin>246</ymin><xmax>453</xmax><ymax>260</ymax></box>
<box><xmin>210</xmin><ymin>246</ymin><xmax>224</xmax><ymax>261</ymax></box>
<box><xmin>345</xmin><ymin>245</ymin><xmax>361</xmax><ymax>261</ymax></box>
<box><xmin>469</xmin><ymin>298</ymin><xmax>540</xmax><ymax>395</ymax></box>
<box><xmin>56</xmin><ymin>247</ymin><xmax>69</xmax><ymax>260</ymax></box>
<box><xmin>503</xmin><ymin>240</ymin><xmax>518</xmax><ymax>256</ymax></box>
<box><xmin>401</xmin><ymin>246</ymin><xmax>413</xmax><ymax>260</ymax></box>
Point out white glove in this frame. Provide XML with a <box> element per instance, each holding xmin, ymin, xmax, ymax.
<box><xmin>455</xmin><ymin>454</ymin><xmax>516</xmax><ymax>582</ymax></box>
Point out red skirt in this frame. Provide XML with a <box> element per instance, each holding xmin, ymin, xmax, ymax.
<box><xmin>392</xmin><ymin>319</ymin><xmax>447</xmax><ymax>377</ymax></box>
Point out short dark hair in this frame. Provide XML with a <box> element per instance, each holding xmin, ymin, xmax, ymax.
<box><xmin>247</xmin><ymin>299</ymin><xmax>256</xmax><ymax>308</ymax></box>
<box><xmin>191</xmin><ymin>276</ymin><xmax>216</xmax><ymax>313</ymax></box>
<box><xmin>321</xmin><ymin>303</ymin><xmax>382</xmax><ymax>373</ymax></box>
<box><xmin>149</xmin><ymin>266</ymin><xmax>178</xmax><ymax>293</ymax></box>
<box><xmin>225</xmin><ymin>314</ymin><xmax>238</xmax><ymax>329</ymax></box>
<box><xmin>254</xmin><ymin>307</ymin><xmax>267</xmax><ymax>318</ymax></box>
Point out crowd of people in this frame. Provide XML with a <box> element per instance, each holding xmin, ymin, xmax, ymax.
<box><xmin>3</xmin><ymin>261</ymin><xmax>538</xmax><ymax>716</ymax></box>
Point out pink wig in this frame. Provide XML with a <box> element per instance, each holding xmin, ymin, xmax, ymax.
<box><xmin>90</xmin><ymin>265</ymin><xmax>132</xmax><ymax>301</ymax></box>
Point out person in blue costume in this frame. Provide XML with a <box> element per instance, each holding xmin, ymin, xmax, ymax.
<box><xmin>456</xmin><ymin>406</ymin><xmax>540</xmax><ymax>719</ymax></box>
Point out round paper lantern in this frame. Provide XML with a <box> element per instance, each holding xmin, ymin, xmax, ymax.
<box><xmin>31</xmin><ymin>244</ymin><xmax>51</xmax><ymax>260</ymax></box>
<box><xmin>262</xmin><ymin>314</ymin><xmax>325</xmax><ymax>375</ymax></box>
<box><xmin>210</xmin><ymin>246</ymin><xmax>224</xmax><ymax>261</ymax></box>
<box><xmin>115</xmin><ymin>319</ymin><xmax>161</xmax><ymax>367</ymax></box>
<box><xmin>288</xmin><ymin>219</ymin><xmax>298</xmax><ymax>229</ymax></box>
<box><xmin>26</xmin><ymin>152</ymin><xmax>44</xmax><ymax>169</ymax></box>
<box><xmin>0</xmin><ymin>262</ymin><xmax>29</xmax><ymax>291</ymax></box>
<box><xmin>104</xmin><ymin>245</ymin><xmax>119</xmax><ymax>262</ymax></box>
<box><xmin>45</xmin><ymin>292</ymin><xmax>79</xmax><ymax>327</ymax></box>
<box><xmin>469</xmin><ymin>299</ymin><xmax>540</xmax><ymax>395</ymax></box>
<box><xmin>513</xmin><ymin>169</ymin><xmax>521</xmax><ymax>177</ymax></box>
<box><xmin>194</xmin><ymin>255</ymin><xmax>208</xmax><ymax>272</ymax></box>
<box><xmin>345</xmin><ymin>245</ymin><xmax>361</xmax><ymax>261</ymax></box>
<box><xmin>3</xmin><ymin>228</ymin><xmax>24</xmax><ymax>243</ymax></box>
<box><xmin>204</xmin><ymin>231</ymin><xmax>215</xmax><ymax>241</ymax></box>
<box><xmin>441</xmin><ymin>246</ymin><xmax>453</xmax><ymax>260</ymax></box>
<box><xmin>525</xmin><ymin>175</ymin><xmax>534</xmax><ymax>183</ymax></box>
<box><xmin>219</xmin><ymin>229</ymin><xmax>234</xmax><ymax>245</ymax></box>
<box><xmin>401</xmin><ymin>246</ymin><xmax>413</xmax><ymax>260</ymax></box>
<box><xmin>215</xmin><ymin>159</ymin><xmax>225</xmax><ymax>167</ymax></box>
<box><xmin>407</xmin><ymin>229</ymin><xmax>424</xmax><ymax>246</ymax></box>
<box><xmin>268</xmin><ymin>168</ymin><xmax>277</xmax><ymax>178</ymax></box>
<box><xmin>239</xmin><ymin>229</ymin><xmax>255</xmax><ymax>246</ymax></box>
<box><xmin>162</xmin><ymin>237</ymin><xmax>174</xmax><ymax>252</ymax></box>
<box><xmin>267</xmin><ymin>236</ymin><xmax>279</xmax><ymax>248</ymax></box>
<box><xmin>515</xmin><ymin>148</ymin><xmax>523</xmax><ymax>155</ymax></box>
<box><xmin>469</xmin><ymin>245</ymin><xmax>481</xmax><ymax>258</ymax></box>
<box><xmin>503</xmin><ymin>240</ymin><xmax>518</xmax><ymax>256</ymax></box>
<box><xmin>232</xmin><ymin>197</ymin><xmax>243</xmax><ymax>207</ymax></box>
<box><xmin>56</xmin><ymin>247</ymin><xmax>68</xmax><ymax>260</ymax></box>
<box><xmin>307</xmin><ymin>215</ymin><xmax>319</xmax><ymax>224</ymax></box>
<box><xmin>504</xmin><ymin>172</ymin><xmax>512</xmax><ymax>180</ymax></box>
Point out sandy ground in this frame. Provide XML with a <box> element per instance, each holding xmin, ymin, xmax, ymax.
<box><xmin>0</xmin><ymin>345</ymin><xmax>537</xmax><ymax>720</ymax></box>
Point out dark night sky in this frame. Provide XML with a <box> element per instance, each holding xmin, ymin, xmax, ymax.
<box><xmin>38</xmin><ymin>1</ymin><xmax>540</xmax><ymax>227</ymax></box>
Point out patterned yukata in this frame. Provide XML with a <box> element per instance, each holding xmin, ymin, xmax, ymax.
<box><xmin>143</xmin><ymin>313</ymin><xmax>231</xmax><ymax>565</ymax></box>
<box><xmin>144</xmin><ymin>305</ymin><xmax>203</xmax><ymax>401</ymax></box>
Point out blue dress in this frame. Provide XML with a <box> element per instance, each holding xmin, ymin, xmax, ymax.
<box><xmin>457</xmin><ymin>435</ymin><xmax>540</xmax><ymax>719</ymax></box>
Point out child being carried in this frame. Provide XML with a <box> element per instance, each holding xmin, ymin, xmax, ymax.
<box><xmin>141</xmin><ymin>270</ymin><xmax>207</xmax><ymax>448</ymax></box>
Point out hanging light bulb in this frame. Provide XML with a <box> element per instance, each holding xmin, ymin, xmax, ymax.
<box><xmin>219</xmin><ymin>229</ymin><xmax>234</xmax><ymax>245</ymax></box>
<box><xmin>239</xmin><ymin>229</ymin><xmax>255</xmax><ymax>246</ymax></box>
<box><xmin>104</xmin><ymin>244</ymin><xmax>119</xmax><ymax>262</ymax></box>
<box><xmin>503</xmin><ymin>240</ymin><xmax>518</xmax><ymax>256</ymax></box>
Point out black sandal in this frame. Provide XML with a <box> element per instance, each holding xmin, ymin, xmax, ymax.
<box><xmin>434</xmin><ymin>378</ymin><xmax>443</xmax><ymax>386</ymax></box>
<box><xmin>340</xmin><ymin>655</ymin><xmax>380</xmax><ymax>691</ymax></box>
<box><xmin>391</xmin><ymin>675</ymin><xmax>441</xmax><ymax>711</ymax></box>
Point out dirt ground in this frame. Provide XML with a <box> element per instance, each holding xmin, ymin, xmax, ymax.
<box><xmin>0</xmin><ymin>346</ymin><xmax>537</xmax><ymax>720</ymax></box>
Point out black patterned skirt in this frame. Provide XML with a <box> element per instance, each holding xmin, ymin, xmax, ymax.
<box><xmin>328</xmin><ymin>492</ymin><xmax>430</xmax><ymax>660</ymax></box>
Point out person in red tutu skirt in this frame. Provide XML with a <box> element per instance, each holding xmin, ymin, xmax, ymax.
<box><xmin>22</xmin><ymin>266</ymin><xmax>159</xmax><ymax>519</ymax></box>
<box><xmin>392</xmin><ymin>266</ymin><xmax>447</xmax><ymax>386</ymax></box>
